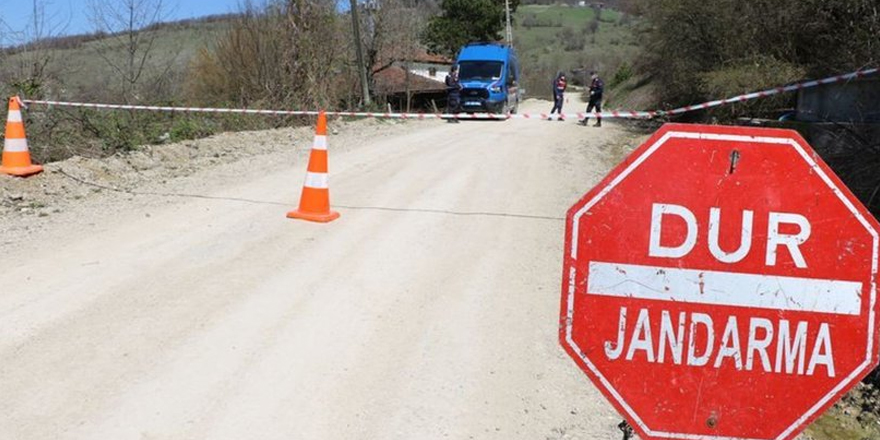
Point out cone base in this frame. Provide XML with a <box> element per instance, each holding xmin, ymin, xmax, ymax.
<box><xmin>287</xmin><ymin>209</ymin><xmax>340</xmax><ymax>223</ymax></box>
<box><xmin>0</xmin><ymin>164</ymin><xmax>43</xmax><ymax>177</ymax></box>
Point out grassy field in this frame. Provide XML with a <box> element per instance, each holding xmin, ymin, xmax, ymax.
<box><xmin>513</xmin><ymin>4</ymin><xmax>645</xmax><ymax>104</ymax></box>
<box><xmin>1</xmin><ymin>20</ymin><xmax>228</xmax><ymax>103</ymax></box>
<box><xmin>517</xmin><ymin>4</ymin><xmax>622</xmax><ymax>43</ymax></box>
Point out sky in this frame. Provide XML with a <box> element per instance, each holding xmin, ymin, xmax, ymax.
<box><xmin>0</xmin><ymin>0</ymin><xmax>244</xmax><ymax>45</ymax></box>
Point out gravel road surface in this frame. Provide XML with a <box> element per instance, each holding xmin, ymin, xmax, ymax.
<box><xmin>0</xmin><ymin>99</ymin><xmax>644</xmax><ymax>439</ymax></box>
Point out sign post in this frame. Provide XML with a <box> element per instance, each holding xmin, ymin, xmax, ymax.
<box><xmin>561</xmin><ymin>124</ymin><xmax>880</xmax><ymax>440</ymax></box>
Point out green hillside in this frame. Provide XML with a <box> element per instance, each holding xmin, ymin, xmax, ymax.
<box><xmin>0</xmin><ymin>18</ymin><xmax>245</xmax><ymax>161</ymax></box>
<box><xmin>1</xmin><ymin>20</ymin><xmax>229</xmax><ymax>102</ymax></box>
<box><xmin>513</xmin><ymin>4</ymin><xmax>649</xmax><ymax>106</ymax></box>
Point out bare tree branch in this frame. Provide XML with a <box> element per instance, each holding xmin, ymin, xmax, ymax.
<box><xmin>87</xmin><ymin>0</ymin><xmax>173</xmax><ymax>103</ymax></box>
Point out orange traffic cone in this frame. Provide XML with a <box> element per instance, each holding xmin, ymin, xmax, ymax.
<box><xmin>1</xmin><ymin>96</ymin><xmax>43</xmax><ymax>177</ymax></box>
<box><xmin>287</xmin><ymin>111</ymin><xmax>340</xmax><ymax>223</ymax></box>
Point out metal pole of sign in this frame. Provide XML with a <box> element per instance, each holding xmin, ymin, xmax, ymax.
<box><xmin>618</xmin><ymin>420</ymin><xmax>635</xmax><ymax>440</ymax></box>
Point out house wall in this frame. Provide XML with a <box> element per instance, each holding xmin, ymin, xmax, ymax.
<box><xmin>408</xmin><ymin>62</ymin><xmax>450</xmax><ymax>81</ymax></box>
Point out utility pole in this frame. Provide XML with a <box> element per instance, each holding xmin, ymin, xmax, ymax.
<box><xmin>505</xmin><ymin>0</ymin><xmax>513</xmax><ymax>45</ymax></box>
<box><xmin>349</xmin><ymin>0</ymin><xmax>372</xmax><ymax>107</ymax></box>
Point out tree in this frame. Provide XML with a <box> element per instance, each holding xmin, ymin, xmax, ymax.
<box><xmin>187</xmin><ymin>0</ymin><xmax>347</xmax><ymax>110</ymax></box>
<box><xmin>2</xmin><ymin>1</ymin><xmax>66</xmax><ymax>98</ymax></box>
<box><xmin>349</xmin><ymin>0</ymin><xmax>372</xmax><ymax>106</ymax></box>
<box><xmin>361</xmin><ymin>0</ymin><xmax>433</xmax><ymax>109</ymax></box>
<box><xmin>422</xmin><ymin>0</ymin><xmax>520</xmax><ymax>57</ymax></box>
<box><xmin>87</xmin><ymin>0</ymin><xmax>169</xmax><ymax>103</ymax></box>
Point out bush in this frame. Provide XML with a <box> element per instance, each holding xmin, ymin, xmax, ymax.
<box><xmin>187</xmin><ymin>0</ymin><xmax>349</xmax><ymax>110</ymax></box>
<box><xmin>609</xmin><ymin>62</ymin><xmax>634</xmax><ymax>88</ymax></box>
<box><xmin>585</xmin><ymin>18</ymin><xmax>599</xmax><ymax>34</ymax></box>
<box><xmin>698</xmin><ymin>56</ymin><xmax>804</xmax><ymax>118</ymax></box>
<box><xmin>170</xmin><ymin>117</ymin><xmax>216</xmax><ymax>142</ymax></box>
<box><xmin>521</xmin><ymin>12</ymin><xmax>562</xmax><ymax>28</ymax></box>
<box><xmin>83</xmin><ymin>112</ymin><xmax>150</xmax><ymax>153</ymax></box>
<box><xmin>558</xmin><ymin>27</ymin><xmax>585</xmax><ymax>51</ymax></box>
<box><xmin>640</xmin><ymin>0</ymin><xmax>880</xmax><ymax>116</ymax></box>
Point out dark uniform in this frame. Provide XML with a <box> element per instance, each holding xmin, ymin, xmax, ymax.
<box><xmin>550</xmin><ymin>73</ymin><xmax>567</xmax><ymax>120</ymax></box>
<box><xmin>445</xmin><ymin>67</ymin><xmax>462</xmax><ymax>123</ymax></box>
<box><xmin>581</xmin><ymin>74</ymin><xmax>604</xmax><ymax>127</ymax></box>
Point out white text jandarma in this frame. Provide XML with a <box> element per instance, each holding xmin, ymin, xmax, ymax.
<box><xmin>604</xmin><ymin>307</ymin><xmax>836</xmax><ymax>377</ymax></box>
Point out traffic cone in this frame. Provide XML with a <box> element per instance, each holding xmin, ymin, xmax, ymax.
<box><xmin>287</xmin><ymin>112</ymin><xmax>340</xmax><ymax>223</ymax></box>
<box><xmin>1</xmin><ymin>96</ymin><xmax>43</xmax><ymax>177</ymax></box>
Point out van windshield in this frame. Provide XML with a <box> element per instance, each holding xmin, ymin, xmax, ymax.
<box><xmin>458</xmin><ymin>61</ymin><xmax>504</xmax><ymax>81</ymax></box>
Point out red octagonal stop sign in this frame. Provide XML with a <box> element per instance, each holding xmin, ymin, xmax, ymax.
<box><xmin>560</xmin><ymin>124</ymin><xmax>880</xmax><ymax>440</ymax></box>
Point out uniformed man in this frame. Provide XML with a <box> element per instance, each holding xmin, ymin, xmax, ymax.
<box><xmin>445</xmin><ymin>65</ymin><xmax>462</xmax><ymax>123</ymax></box>
<box><xmin>580</xmin><ymin>71</ymin><xmax>604</xmax><ymax>127</ymax></box>
<box><xmin>549</xmin><ymin>72</ymin><xmax>567</xmax><ymax>121</ymax></box>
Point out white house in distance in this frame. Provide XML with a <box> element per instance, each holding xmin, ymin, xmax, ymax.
<box><xmin>372</xmin><ymin>49</ymin><xmax>453</xmax><ymax>111</ymax></box>
<box><xmin>409</xmin><ymin>63</ymin><xmax>450</xmax><ymax>83</ymax></box>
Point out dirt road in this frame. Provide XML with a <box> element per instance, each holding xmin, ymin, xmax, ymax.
<box><xmin>0</xmin><ymin>100</ymin><xmax>642</xmax><ymax>439</ymax></box>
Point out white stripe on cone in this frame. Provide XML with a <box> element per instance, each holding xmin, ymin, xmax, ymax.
<box><xmin>304</xmin><ymin>172</ymin><xmax>329</xmax><ymax>189</ymax></box>
<box><xmin>7</xmin><ymin>110</ymin><xmax>22</xmax><ymax>123</ymax></box>
<box><xmin>313</xmin><ymin>135</ymin><xmax>328</xmax><ymax>151</ymax></box>
<box><xmin>4</xmin><ymin>137</ymin><xmax>28</xmax><ymax>153</ymax></box>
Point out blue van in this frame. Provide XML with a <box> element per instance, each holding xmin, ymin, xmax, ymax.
<box><xmin>454</xmin><ymin>42</ymin><xmax>521</xmax><ymax>114</ymax></box>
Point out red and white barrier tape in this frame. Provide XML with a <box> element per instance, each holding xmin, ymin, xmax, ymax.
<box><xmin>19</xmin><ymin>67</ymin><xmax>877</xmax><ymax>120</ymax></box>
<box><xmin>662</xmin><ymin>67</ymin><xmax>878</xmax><ymax>116</ymax></box>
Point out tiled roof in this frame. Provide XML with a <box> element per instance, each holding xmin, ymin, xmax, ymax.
<box><xmin>373</xmin><ymin>66</ymin><xmax>446</xmax><ymax>94</ymax></box>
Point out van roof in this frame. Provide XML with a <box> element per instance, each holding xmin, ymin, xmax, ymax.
<box><xmin>457</xmin><ymin>43</ymin><xmax>512</xmax><ymax>62</ymax></box>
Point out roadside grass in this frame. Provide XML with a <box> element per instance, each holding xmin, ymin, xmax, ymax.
<box><xmin>807</xmin><ymin>405</ymin><xmax>880</xmax><ymax>440</ymax></box>
<box><xmin>804</xmin><ymin>384</ymin><xmax>880</xmax><ymax>440</ymax></box>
